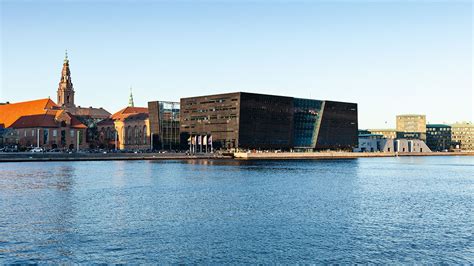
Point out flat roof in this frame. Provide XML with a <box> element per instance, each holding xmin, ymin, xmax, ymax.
<box><xmin>180</xmin><ymin>91</ymin><xmax>357</xmax><ymax>105</ymax></box>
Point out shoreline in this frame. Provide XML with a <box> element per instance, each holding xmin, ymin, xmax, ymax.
<box><xmin>0</xmin><ymin>151</ymin><xmax>473</xmax><ymax>162</ymax></box>
<box><xmin>234</xmin><ymin>151</ymin><xmax>474</xmax><ymax>160</ymax></box>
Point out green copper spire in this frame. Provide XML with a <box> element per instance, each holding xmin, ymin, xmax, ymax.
<box><xmin>64</xmin><ymin>49</ymin><xmax>69</xmax><ymax>64</ymax></box>
<box><xmin>128</xmin><ymin>87</ymin><xmax>134</xmax><ymax>107</ymax></box>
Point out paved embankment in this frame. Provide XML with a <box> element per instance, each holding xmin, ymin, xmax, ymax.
<box><xmin>0</xmin><ymin>152</ymin><xmax>230</xmax><ymax>162</ymax></box>
<box><xmin>233</xmin><ymin>151</ymin><xmax>474</xmax><ymax>160</ymax></box>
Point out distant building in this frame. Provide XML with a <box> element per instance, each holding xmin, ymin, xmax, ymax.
<box><xmin>450</xmin><ymin>122</ymin><xmax>474</xmax><ymax>151</ymax></box>
<box><xmin>366</xmin><ymin>129</ymin><xmax>397</xmax><ymax>139</ymax></box>
<box><xmin>394</xmin><ymin>139</ymin><xmax>431</xmax><ymax>153</ymax></box>
<box><xmin>396</xmin><ymin>114</ymin><xmax>426</xmax><ymax>140</ymax></box>
<box><xmin>353</xmin><ymin>133</ymin><xmax>394</xmax><ymax>152</ymax></box>
<box><xmin>426</xmin><ymin>124</ymin><xmax>452</xmax><ymax>151</ymax></box>
<box><xmin>180</xmin><ymin>92</ymin><xmax>358</xmax><ymax>151</ymax></box>
<box><xmin>0</xmin><ymin>98</ymin><xmax>87</xmax><ymax>150</ymax></box>
<box><xmin>148</xmin><ymin>101</ymin><xmax>180</xmax><ymax>150</ymax></box>
<box><xmin>97</xmin><ymin>93</ymin><xmax>150</xmax><ymax>150</ymax></box>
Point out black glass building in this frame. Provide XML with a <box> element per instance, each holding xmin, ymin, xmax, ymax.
<box><xmin>180</xmin><ymin>92</ymin><xmax>358</xmax><ymax>151</ymax></box>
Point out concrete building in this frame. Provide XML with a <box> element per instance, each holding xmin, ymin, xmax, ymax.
<box><xmin>0</xmin><ymin>98</ymin><xmax>88</xmax><ymax>150</ymax></box>
<box><xmin>148</xmin><ymin>101</ymin><xmax>180</xmax><ymax>150</ymax></box>
<box><xmin>450</xmin><ymin>122</ymin><xmax>474</xmax><ymax>151</ymax></box>
<box><xmin>426</xmin><ymin>124</ymin><xmax>452</xmax><ymax>151</ymax></box>
<box><xmin>353</xmin><ymin>134</ymin><xmax>394</xmax><ymax>152</ymax></box>
<box><xmin>396</xmin><ymin>114</ymin><xmax>426</xmax><ymax>140</ymax></box>
<box><xmin>394</xmin><ymin>139</ymin><xmax>431</xmax><ymax>153</ymax></box>
<box><xmin>180</xmin><ymin>92</ymin><xmax>358</xmax><ymax>151</ymax></box>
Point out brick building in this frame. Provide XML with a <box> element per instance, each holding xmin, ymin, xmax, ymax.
<box><xmin>0</xmin><ymin>98</ymin><xmax>88</xmax><ymax>150</ymax></box>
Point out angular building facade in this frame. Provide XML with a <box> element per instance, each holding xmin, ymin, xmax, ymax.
<box><xmin>180</xmin><ymin>92</ymin><xmax>358</xmax><ymax>151</ymax></box>
<box><xmin>148</xmin><ymin>101</ymin><xmax>181</xmax><ymax>150</ymax></box>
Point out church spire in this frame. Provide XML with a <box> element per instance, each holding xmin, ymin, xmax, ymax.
<box><xmin>64</xmin><ymin>49</ymin><xmax>69</xmax><ymax>64</ymax></box>
<box><xmin>57</xmin><ymin>50</ymin><xmax>75</xmax><ymax>108</ymax></box>
<box><xmin>128</xmin><ymin>87</ymin><xmax>134</xmax><ymax>107</ymax></box>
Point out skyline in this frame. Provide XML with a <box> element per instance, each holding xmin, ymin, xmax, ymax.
<box><xmin>1</xmin><ymin>0</ymin><xmax>472</xmax><ymax>128</ymax></box>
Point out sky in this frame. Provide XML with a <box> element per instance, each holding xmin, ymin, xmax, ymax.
<box><xmin>1</xmin><ymin>0</ymin><xmax>472</xmax><ymax>129</ymax></box>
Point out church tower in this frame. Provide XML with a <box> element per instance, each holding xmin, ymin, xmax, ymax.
<box><xmin>57</xmin><ymin>50</ymin><xmax>75</xmax><ymax>108</ymax></box>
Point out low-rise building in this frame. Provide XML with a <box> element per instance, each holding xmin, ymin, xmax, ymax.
<box><xmin>97</xmin><ymin>104</ymin><xmax>150</xmax><ymax>150</ymax></box>
<box><xmin>353</xmin><ymin>133</ymin><xmax>394</xmax><ymax>152</ymax></box>
<box><xmin>0</xmin><ymin>98</ymin><xmax>87</xmax><ymax>150</ymax></box>
<box><xmin>450</xmin><ymin>122</ymin><xmax>474</xmax><ymax>151</ymax></box>
<box><xmin>394</xmin><ymin>139</ymin><xmax>431</xmax><ymax>153</ymax></box>
<box><xmin>426</xmin><ymin>124</ymin><xmax>452</xmax><ymax>151</ymax></box>
<box><xmin>366</xmin><ymin>129</ymin><xmax>397</xmax><ymax>139</ymax></box>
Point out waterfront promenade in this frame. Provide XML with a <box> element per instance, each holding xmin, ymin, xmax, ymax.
<box><xmin>0</xmin><ymin>151</ymin><xmax>473</xmax><ymax>162</ymax></box>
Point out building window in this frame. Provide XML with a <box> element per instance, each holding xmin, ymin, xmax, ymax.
<box><xmin>32</xmin><ymin>129</ymin><xmax>35</xmax><ymax>136</ymax></box>
<box><xmin>53</xmin><ymin>130</ymin><xmax>57</xmax><ymax>137</ymax></box>
<box><xmin>70</xmin><ymin>130</ymin><xmax>75</xmax><ymax>137</ymax></box>
<box><xmin>43</xmin><ymin>129</ymin><xmax>49</xmax><ymax>144</ymax></box>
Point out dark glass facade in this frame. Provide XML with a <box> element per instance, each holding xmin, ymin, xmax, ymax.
<box><xmin>180</xmin><ymin>92</ymin><xmax>358</xmax><ymax>151</ymax></box>
<box><xmin>426</xmin><ymin>124</ymin><xmax>451</xmax><ymax>151</ymax></box>
<box><xmin>148</xmin><ymin>101</ymin><xmax>180</xmax><ymax>150</ymax></box>
<box><xmin>315</xmin><ymin>101</ymin><xmax>358</xmax><ymax>150</ymax></box>
<box><xmin>238</xmin><ymin>93</ymin><xmax>294</xmax><ymax>149</ymax></box>
<box><xmin>292</xmin><ymin>98</ymin><xmax>324</xmax><ymax>149</ymax></box>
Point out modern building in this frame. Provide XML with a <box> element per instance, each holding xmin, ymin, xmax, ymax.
<box><xmin>396</xmin><ymin>114</ymin><xmax>426</xmax><ymax>140</ymax></box>
<box><xmin>180</xmin><ymin>92</ymin><xmax>358</xmax><ymax>151</ymax></box>
<box><xmin>394</xmin><ymin>139</ymin><xmax>431</xmax><ymax>153</ymax></box>
<box><xmin>366</xmin><ymin>129</ymin><xmax>397</xmax><ymax>139</ymax></box>
<box><xmin>426</xmin><ymin>124</ymin><xmax>452</xmax><ymax>151</ymax></box>
<box><xmin>0</xmin><ymin>98</ymin><xmax>88</xmax><ymax>150</ymax></box>
<box><xmin>450</xmin><ymin>122</ymin><xmax>474</xmax><ymax>151</ymax></box>
<box><xmin>353</xmin><ymin>133</ymin><xmax>394</xmax><ymax>152</ymax></box>
<box><xmin>97</xmin><ymin>94</ymin><xmax>150</xmax><ymax>150</ymax></box>
<box><xmin>148</xmin><ymin>101</ymin><xmax>180</xmax><ymax>150</ymax></box>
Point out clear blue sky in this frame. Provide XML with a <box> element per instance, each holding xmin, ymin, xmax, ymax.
<box><xmin>1</xmin><ymin>0</ymin><xmax>472</xmax><ymax>128</ymax></box>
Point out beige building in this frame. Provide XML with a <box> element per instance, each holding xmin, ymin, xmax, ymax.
<box><xmin>396</xmin><ymin>114</ymin><xmax>426</xmax><ymax>133</ymax></box>
<box><xmin>450</xmin><ymin>122</ymin><xmax>474</xmax><ymax>151</ymax></box>
<box><xmin>97</xmin><ymin>93</ymin><xmax>150</xmax><ymax>151</ymax></box>
<box><xmin>367</xmin><ymin>129</ymin><xmax>397</xmax><ymax>139</ymax></box>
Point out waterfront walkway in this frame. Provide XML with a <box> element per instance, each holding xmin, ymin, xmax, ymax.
<box><xmin>0</xmin><ymin>151</ymin><xmax>473</xmax><ymax>162</ymax></box>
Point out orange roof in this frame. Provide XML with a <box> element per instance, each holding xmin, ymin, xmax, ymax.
<box><xmin>111</xmin><ymin>106</ymin><xmax>149</xmax><ymax>121</ymax></box>
<box><xmin>0</xmin><ymin>98</ymin><xmax>86</xmax><ymax>129</ymax></box>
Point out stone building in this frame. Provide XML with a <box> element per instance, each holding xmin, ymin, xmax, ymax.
<box><xmin>0</xmin><ymin>98</ymin><xmax>88</xmax><ymax>150</ymax></box>
<box><xmin>97</xmin><ymin>93</ymin><xmax>150</xmax><ymax>150</ymax></box>
<box><xmin>396</xmin><ymin>114</ymin><xmax>426</xmax><ymax>140</ymax></box>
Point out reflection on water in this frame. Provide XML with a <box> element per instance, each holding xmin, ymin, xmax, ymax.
<box><xmin>0</xmin><ymin>156</ymin><xmax>473</xmax><ymax>263</ymax></box>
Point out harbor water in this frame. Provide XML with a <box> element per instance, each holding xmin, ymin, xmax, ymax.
<box><xmin>0</xmin><ymin>156</ymin><xmax>472</xmax><ymax>263</ymax></box>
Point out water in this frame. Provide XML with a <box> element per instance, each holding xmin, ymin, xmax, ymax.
<box><xmin>0</xmin><ymin>156</ymin><xmax>473</xmax><ymax>263</ymax></box>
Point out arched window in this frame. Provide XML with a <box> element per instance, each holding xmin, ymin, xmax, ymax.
<box><xmin>127</xmin><ymin>126</ymin><xmax>132</xmax><ymax>144</ymax></box>
<box><xmin>134</xmin><ymin>126</ymin><xmax>139</xmax><ymax>145</ymax></box>
<box><xmin>143</xmin><ymin>125</ymin><xmax>147</xmax><ymax>144</ymax></box>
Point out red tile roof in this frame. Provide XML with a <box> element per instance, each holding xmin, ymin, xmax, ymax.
<box><xmin>110</xmin><ymin>106</ymin><xmax>149</xmax><ymax>121</ymax></box>
<box><xmin>0</xmin><ymin>98</ymin><xmax>86</xmax><ymax>129</ymax></box>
